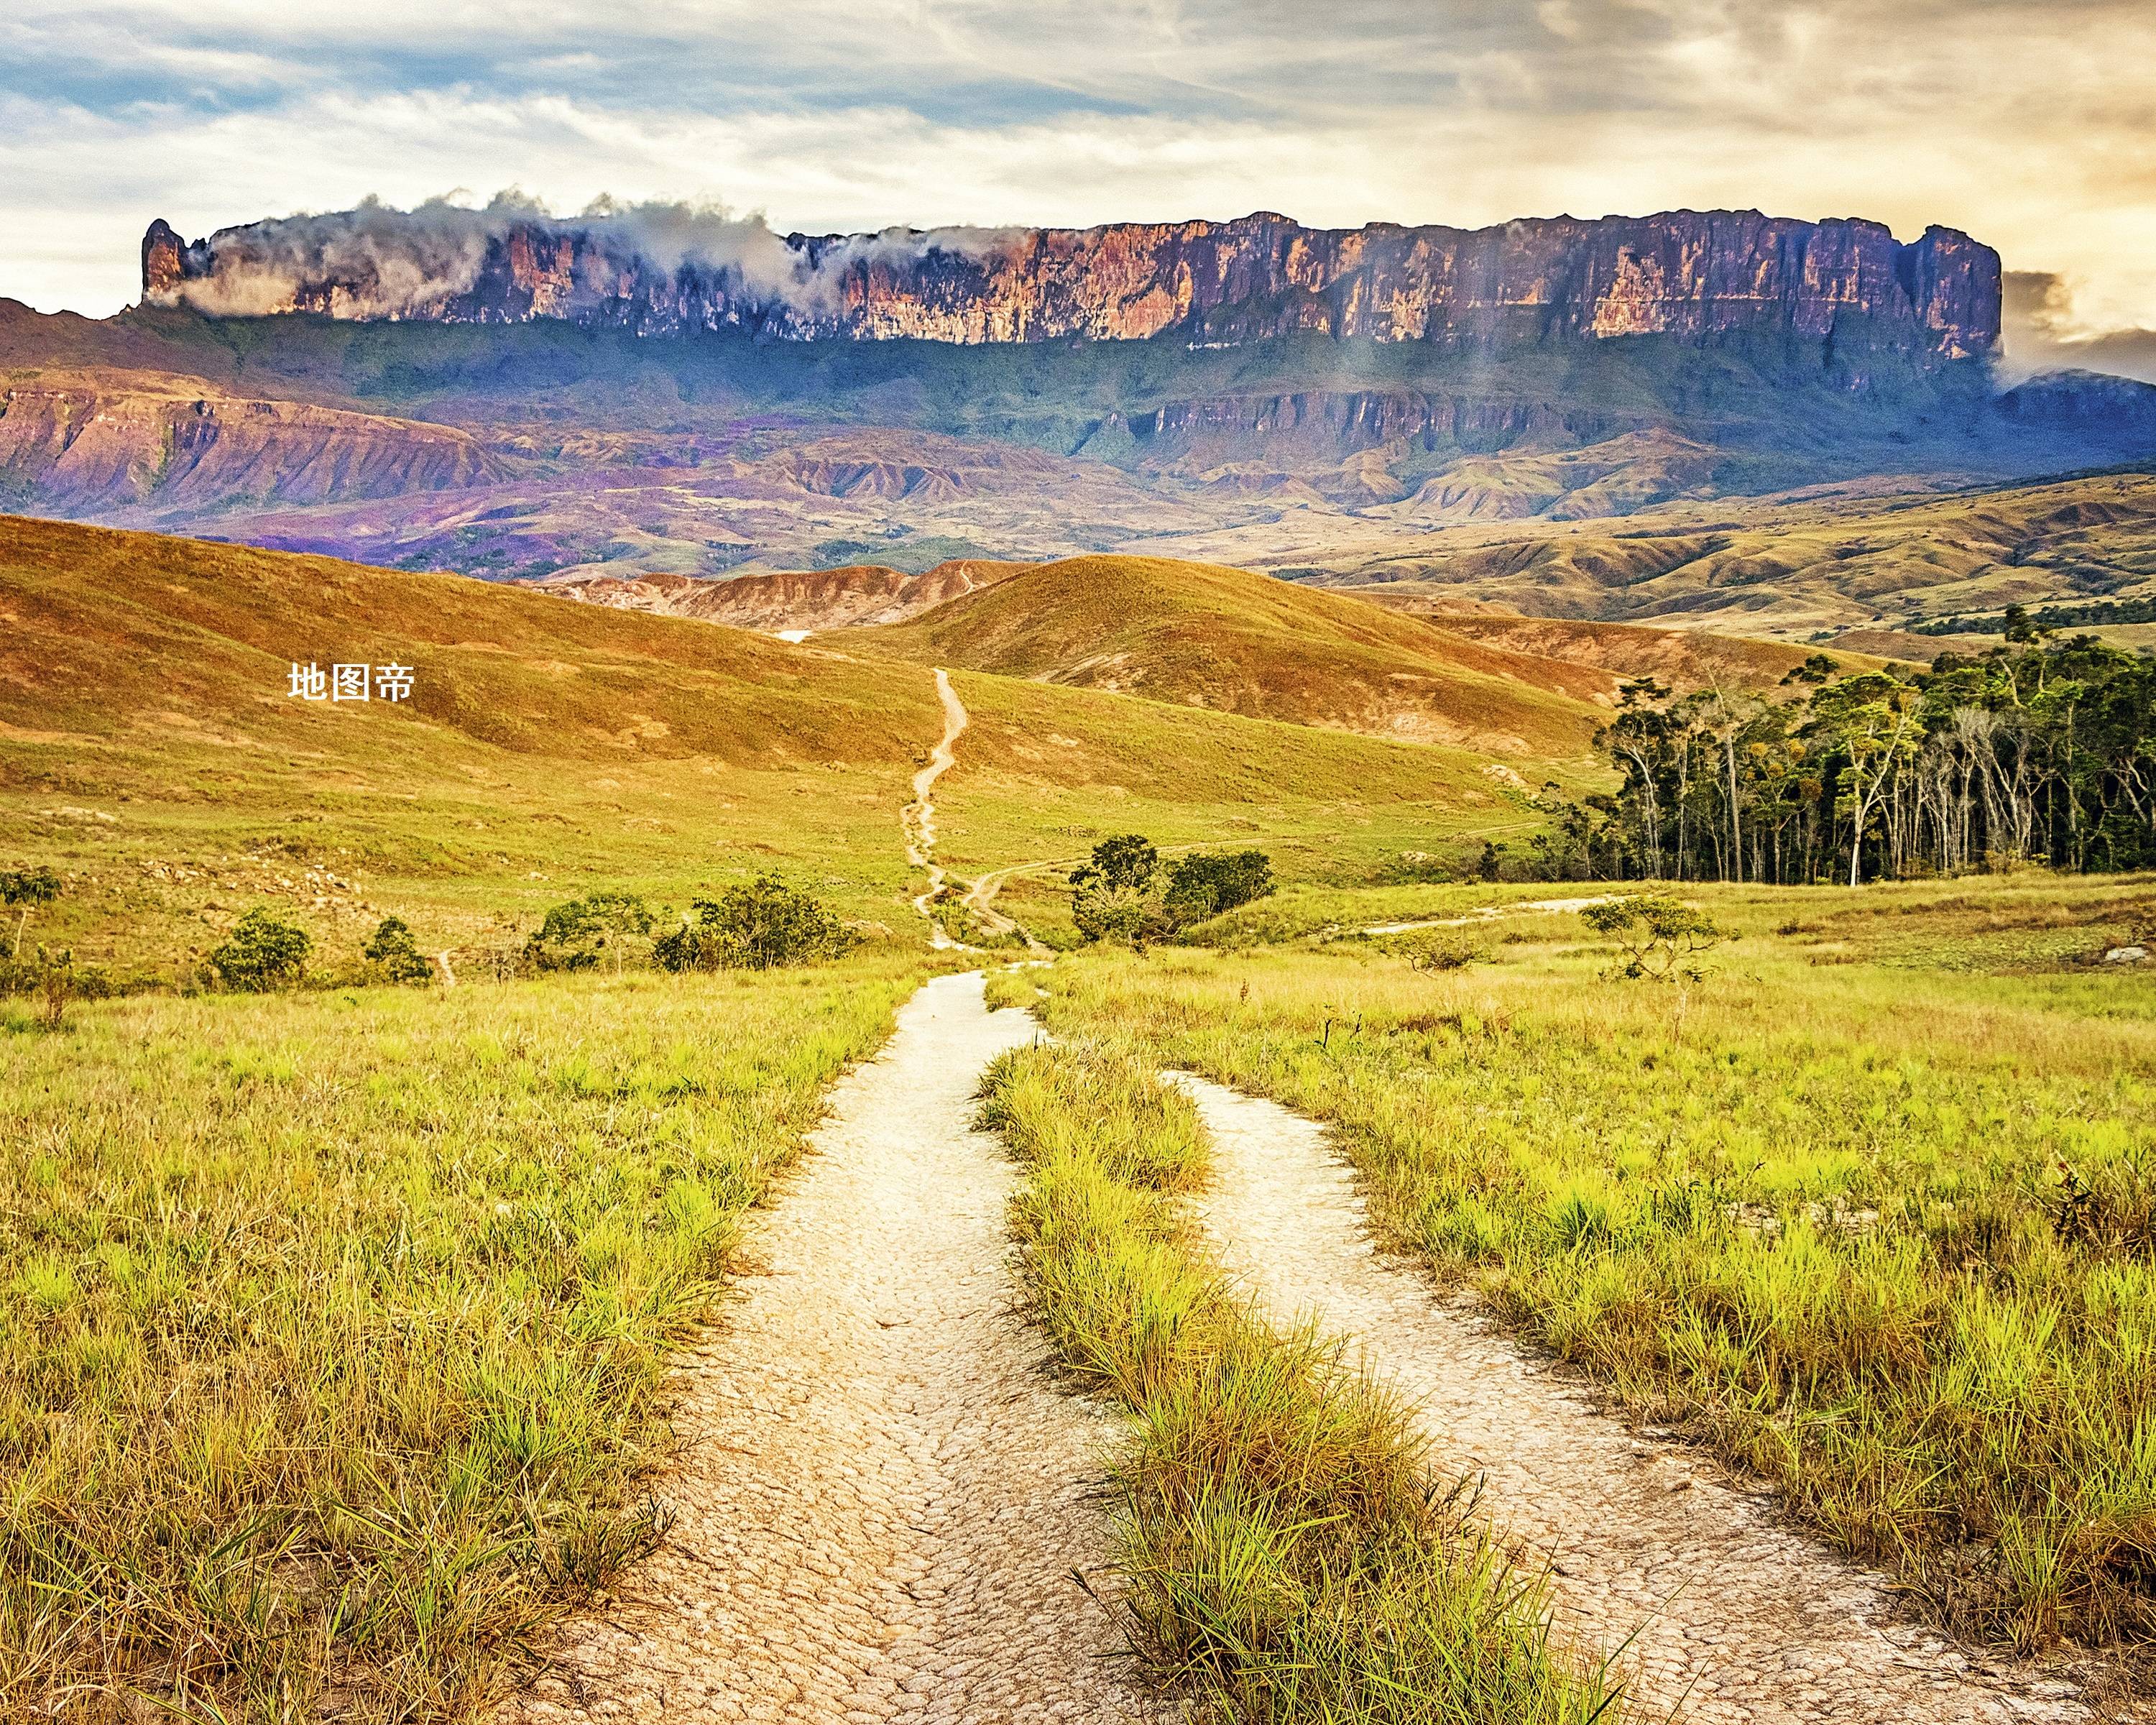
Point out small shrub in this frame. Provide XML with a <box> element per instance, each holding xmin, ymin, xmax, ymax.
<box><xmin>1073</xmin><ymin>880</ymin><xmax>1174</xmax><ymax>949</ymax></box>
<box><xmin>1580</xmin><ymin>895</ymin><xmax>1725</xmax><ymax>982</ymax></box>
<box><xmin>525</xmin><ymin>891</ymin><xmax>655</xmax><ymax>974</ymax></box>
<box><xmin>1</xmin><ymin>864</ymin><xmax>62</xmax><ymax>961</ymax></box>
<box><xmin>362</xmin><ymin>916</ymin><xmax>435</xmax><ymax>985</ymax></box>
<box><xmin>211</xmin><ymin>908</ymin><xmax>313</xmax><ymax>991</ymax></box>
<box><xmin>1164</xmin><ymin>850</ymin><xmax>1274</xmax><ymax>926</ymax></box>
<box><xmin>654</xmin><ymin>875</ymin><xmax>850</xmax><ymax>972</ymax></box>
<box><xmin>1390</xmin><ymin>929</ymin><xmax>1488</xmax><ymax>972</ymax></box>
<box><xmin>27</xmin><ymin>945</ymin><xmax>106</xmax><ymax>1029</ymax></box>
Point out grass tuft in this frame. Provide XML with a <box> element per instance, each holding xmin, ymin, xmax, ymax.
<box><xmin>981</xmin><ymin>1040</ymin><xmax>1624</xmax><ymax>1722</ymax></box>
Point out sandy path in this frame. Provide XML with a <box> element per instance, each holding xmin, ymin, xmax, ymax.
<box><xmin>508</xmin><ymin>973</ymin><xmax>1150</xmax><ymax>1724</ymax></box>
<box><xmin>960</xmin><ymin>862</ymin><xmax>1051</xmax><ymax>954</ymax></box>
<box><xmin>1363</xmin><ymin>895</ymin><xmax>1617</xmax><ymax>936</ymax></box>
<box><xmin>1171</xmin><ymin>1072</ymin><xmax>2091</xmax><ymax>1725</ymax></box>
<box><xmin>903</xmin><ymin>669</ymin><xmax>969</xmax><ymax>951</ymax></box>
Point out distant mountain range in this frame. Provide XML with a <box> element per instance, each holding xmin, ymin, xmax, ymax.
<box><xmin>142</xmin><ymin>206</ymin><xmax>2001</xmax><ymax>359</ymax></box>
<box><xmin>0</xmin><ymin>203</ymin><xmax>2152</xmax><ymax>648</ymax></box>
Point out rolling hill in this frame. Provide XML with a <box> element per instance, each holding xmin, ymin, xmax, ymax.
<box><xmin>539</xmin><ymin>558</ymin><xmax>1034</xmax><ymax>630</ymax></box>
<box><xmin>857</xmin><ymin>554</ymin><xmax>1613</xmax><ymax>755</ymax></box>
<box><xmin>1370</xmin><ymin>613</ymin><xmax>1903</xmax><ymax>690</ymax></box>
<box><xmin>1250</xmin><ymin>469</ymin><xmax>2156</xmax><ymax>644</ymax></box>
<box><xmin>0</xmin><ymin>519</ymin><xmax>1539</xmax><ymax>975</ymax></box>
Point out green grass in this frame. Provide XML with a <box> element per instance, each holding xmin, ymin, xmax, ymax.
<box><xmin>1018</xmin><ymin>875</ymin><xmax>2156</xmax><ymax>1655</ymax></box>
<box><xmin>978</xmin><ymin>1040</ymin><xmax>1626</xmax><ymax>1722</ymax></box>
<box><xmin>0</xmin><ymin>954</ymin><xmax>923</xmax><ymax>1719</ymax></box>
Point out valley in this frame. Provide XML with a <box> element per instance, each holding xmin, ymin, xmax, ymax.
<box><xmin>4</xmin><ymin>189</ymin><xmax>2155</xmax><ymax>1725</ymax></box>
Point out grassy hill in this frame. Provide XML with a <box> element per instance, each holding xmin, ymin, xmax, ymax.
<box><xmin>859</xmin><ymin>554</ymin><xmax>1613</xmax><ymax>757</ymax></box>
<box><xmin>1256</xmin><ymin>469</ymin><xmax>2156</xmax><ymax>645</ymax></box>
<box><xmin>0</xmin><ymin>519</ymin><xmax>1542</xmax><ymax>975</ymax></box>
<box><xmin>1380</xmin><ymin>612</ymin><xmax>1905</xmax><ymax>689</ymax></box>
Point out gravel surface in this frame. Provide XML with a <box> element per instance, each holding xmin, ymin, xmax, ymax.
<box><xmin>505</xmin><ymin>973</ymin><xmax>1151</xmax><ymax>1724</ymax></box>
<box><xmin>1172</xmin><ymin>1070</ymin><xmax>2096</xmax><ymax>1725</ymax></box>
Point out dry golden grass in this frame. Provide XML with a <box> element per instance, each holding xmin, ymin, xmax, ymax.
<box><xmin>860</xmin><ymin>554</ymin><xmax>1611</xmax><ymax>757</ymax></box>
<box><xmin>1025</xmin><ymin>874</ymin><xmax>2156</xmax><ymax>1654</ymax></box>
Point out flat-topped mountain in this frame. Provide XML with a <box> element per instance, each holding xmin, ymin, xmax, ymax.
<box><xmin>142</xmin><ymin>206</ymin><xmax>1999</xmax><ymax>361</ymax></box>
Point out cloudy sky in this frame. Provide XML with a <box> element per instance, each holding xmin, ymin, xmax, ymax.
<box><xmin>5</xmin><ymin>0</ymin><xmax>2153</xmax><ymax>376</ymax></box>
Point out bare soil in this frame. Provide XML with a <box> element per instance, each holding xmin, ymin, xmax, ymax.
<box><xmin>506</xmin><ymin>974</ymin><xmax>1150</xmax><ymax>1723</ymax></box>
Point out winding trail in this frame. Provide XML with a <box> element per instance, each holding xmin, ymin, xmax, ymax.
<box><xmin>509</xmin><ymin>974</ymin><xmax>1150</xmax><ymax>1724</ymax></box>
<box><xmin>1363</xmin><ymin>895</ymin><xmax>1617</xmax><ymax>936</ymax></box>
<box><xmin>1170</xmin><ymin>1071</ymin><xmax>2093</xmax><ymax>1725</ymax></box>
<box><xmin>903</xmin><ymin>670</ymin><xmax>969</xmax><ymax>951</ymax></box>
<box><xmin>901</xmin><ymin>669</ymin><xmax>1047</xmax><ymax>953</ymax></box>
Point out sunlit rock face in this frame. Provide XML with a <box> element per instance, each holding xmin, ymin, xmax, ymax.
<box><xmin>141</xmin><ymin>207</ymin><xmax>2000</xmax><ymax>361</ymax></box>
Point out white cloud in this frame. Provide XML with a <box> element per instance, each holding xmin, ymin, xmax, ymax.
<box><xmin>0</xmin><ymin>0</ymin><xmax>2150</xmax><ymax>352</ymax></box>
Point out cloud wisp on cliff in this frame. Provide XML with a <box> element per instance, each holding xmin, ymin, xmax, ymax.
<box><xmin>4</xmin><ymin>0</ymin><xmax>2153</xmax><ymax>374</ymax></box>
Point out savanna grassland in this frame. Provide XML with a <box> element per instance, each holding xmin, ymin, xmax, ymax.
<box><xmin>1</xmin><ymin>954</ymin><xmax>927</xmax><ymax>1718</ymax></box>
<box><xmin>0</xmin><ymin>518</ymin><xmax>1527</xmax><ymax>980</ymax></box>
<box><xmin>1009</xmin><ymin>875</ymin><xmax>2156</xmax><ymax>1655</ymax></box>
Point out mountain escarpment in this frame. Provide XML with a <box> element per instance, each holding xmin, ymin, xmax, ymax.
<box><xmin>142</xmin><ymin>206</ymin><xmax>1999</xmax><ymax>362</ymax></box>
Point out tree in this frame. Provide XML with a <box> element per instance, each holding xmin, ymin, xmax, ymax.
<box><xmin>1164</xmin><ymin>850</ymin><xmax>1273</xmax><ymax>926</ymax></box>
<box><xmin>1071</xmin><ymin>834</ymin><xmax>1161</xmax><ymax>894</ymax></box>
<box><xmin>1072</xmin><ymin>880</ymin><xmax>1174</xmax><ymax>949</ymax></box>
<box><xmin>363</xmin><ymin>916</ymin><xmax>435</xmax><ymax>985</ymax></box>
<box><xmin>1</xmin><ymin>865</ymin><xmax>61</xmax><ymax>962</ymax></box>
<box><xmin>654</xmin><ymin>876</ymin><xmax>850</xmax><ymax>972</ymax></box>
<box><xmin>526</xmin><ymin>891</ymin><xmax>655</xmax><ymax>973</ymax></box>
<box><xmin>1580</xmin><ymin>896</ymin><xmax>1724</xmax><ymax>983</ymax></box>
<box><xmin>1809</xmin><ymin>672</ymin><xmax>1925</xmax><ymax>886</ymax></box>
<box><xmin>1069</xmin><ymin>834</ymin><xmax>1173</xmax><ymax>947</ymax></box>
<box><xmin>211</xmin><ymin>908</ymin><xmax>313</xmax><ymax>991</ymax></box>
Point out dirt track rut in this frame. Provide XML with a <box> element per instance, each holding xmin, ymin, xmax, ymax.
<box><xmin>509</xmin><ymin>974</ymin><xmax>1148</xmax><ymax>1724</ymax></box>
<box><xmin>1172</xmin><ymin>1070</ymin><xmax>2092</xmax><ymax>1725</ymax></box>
<box><xmin>903</xmin><ymin>670</ymin><xmax>967</xmax><ymax>951</ymax></box>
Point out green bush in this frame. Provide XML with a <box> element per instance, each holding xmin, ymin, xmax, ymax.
<box><xmin>210</xmin><ymin>908</ymin><xmax>313</xmax><ymax>991</ymax></box>
<box><xmin>1071</xmin><ymin>834</ymin><xmax>1174</xmax><ymax>948</ymax></box>
<box><xmin>1164</xmin><ymin>849</ymin><xmax>1273</xmax><ymax>926</ymax></box>
<box><xmin>362</xmin><ymin>916</ymin><xmax>435</xmax><ymax>985</ymax></box>
<box><xmin>525</xmin><ymin>891</ymin><xmax>655</xmax><ymax>973</ymax></box>
<box><xmin>654</xmin><ymin>875</ymin><xmax>850</xmax><ymax>972</ymax></box>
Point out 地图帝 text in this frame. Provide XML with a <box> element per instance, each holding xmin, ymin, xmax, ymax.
<box><xmin>286</xmin><ymin>662</ymin><xmax>414</xmax><ymax>702</ymax></box>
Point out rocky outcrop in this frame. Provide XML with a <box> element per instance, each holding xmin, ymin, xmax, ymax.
<box><xmin>140</xmin><ymin>207</ymin><xmax>1999</xmax><ymax>361</ymax></box>
<box><xmin>0</xmin><ymin>370</ymin><xmax>502</xmax><ymax>513</ymax></box>
<box><xmin>538</xmin><ymin>560</ymin><xmax>1033</xmax><ymax>631</ymax></box>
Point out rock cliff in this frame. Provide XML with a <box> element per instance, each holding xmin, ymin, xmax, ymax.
<box><xmin>0</xmin><ymin>369</ymin><xmax>502</xmax><ymax>512</ymax></box>
<box><xmin>141</xmin><ymin>208</ymin><xmax>1999</xmax><ymax>360</ymax></box>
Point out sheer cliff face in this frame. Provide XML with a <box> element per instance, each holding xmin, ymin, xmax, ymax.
<box><xmin>140</xmin><ymin>208</ymin><xmax>1999</xmax><ymax>360</ymax></box>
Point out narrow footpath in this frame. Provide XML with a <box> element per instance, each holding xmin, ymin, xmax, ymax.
<box><xmin>1171</xmin><ymin>1071</ymin><xmax>2093</xmax><ymax>1725</ymax></box>
<box><xmin>509</xmin><ymin>975</ymin><xmax>1149</xmax><ymax>1724</ymax></box>
<box><xmin>902</xmin><ymin>669</ymin><xmax>968</xmax><ymax>951</ymax></box>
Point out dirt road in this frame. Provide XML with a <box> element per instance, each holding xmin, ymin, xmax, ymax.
<box><xmin>1172</xmin><ymin>1070</ymin><xmax>2091</xmax><ymax>1725</ymax></box>
<box><xmin>901</xmin><ymin>669</ymin><xmax>969</xmax><ymax>951</ymax></box>
<box><xmin>509</xmin><ymin>974</ymin><xmax>1149</xmax><ymax>1723</ymax></box>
